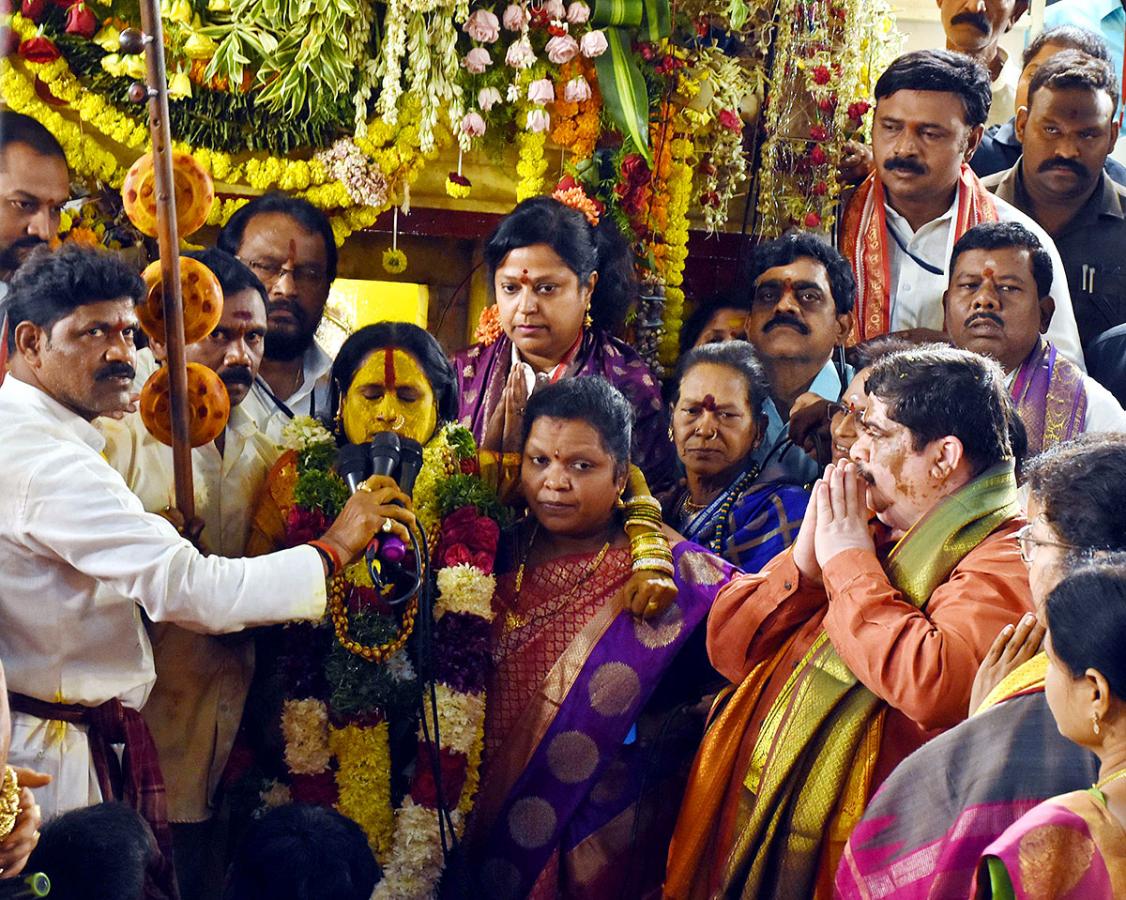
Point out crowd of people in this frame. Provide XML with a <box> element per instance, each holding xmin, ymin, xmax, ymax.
<box><xmin>1</xmin><ymin>5</ymin><xmax>1126</xmax><ymax>898</ymax></box>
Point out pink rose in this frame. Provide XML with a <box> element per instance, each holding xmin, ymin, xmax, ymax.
<box><xmin>526</xmin><ymin>108</ymin><xmax>551</xmax><ymax>132</ymax></box>
<box><xmin>527</xmin><ymin>77</ymin><xmax>555</xmax><ymax>104</ymax></box>
<box><xmin>717</xmin><ymin>108</ymin><xmax>742</xmax><ymax>133</ymax></box>
<box><xmin>505</xmin><ymin>37</ymin><xmax>536</xmax><ymax>69</ymax></box>
<box><xmin>545</xmin><ymin>33</ymin><xmax>579</xmax><ymax>64</ymax></box>
<box><xmin>462</xmin><ymin>47</ymin><xmax>492</xmax><ymax>74</ymax></box>
<box><xmin>502</xmin><ymin>3</ymin><xmax>527</xmax><ymax>30</ymax></box>
<box><xmin>566</xmin><ymin>2</ymin><xmax>590</xmax><ymax>24</ymax></box>
<box><xmin>542</xmin><ymin>0</ymin><xmax>565</xmax><ymax>18</ymax></box>
<box><xmin>478</xmin><ymin>85</ymin><xmax>502</xmax><ymax>111</ymax></box>
<box><xmin>461</xmin><ymin>110</ymin><xmax>487</xmax><ymax>136</ymax></box>
<box><xmin>580</xmin><ymin>30</ymin><xmax>608</xmax><ymax>58</ymax></box>
<box><xmin>563</xmin><ymin>75</ymin><xmax>592</xmax><ymax>103</ymax></box>
<box><xmin>464</xmin><ymin>8</ymin><xmax>500</xmax><ymax>43</ymax></box>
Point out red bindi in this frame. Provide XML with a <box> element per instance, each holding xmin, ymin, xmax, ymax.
<box><xmin>519</xmin><ymin>269</ymin><xmax>531</xmax><ymax>285</ymax></box>
<box><xmin>982</xmin><ymin>267</ymin><xmax>995</xmax><ymax>279</ymax></box>
<box><xmin>702</xmin><ymin>394</ymin><xmax>717</xmax><ymax>411</ymax></box>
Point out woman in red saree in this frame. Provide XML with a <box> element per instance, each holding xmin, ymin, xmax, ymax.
<box><xmin>467</xmin><ymin>377</ymin><xmax>735</xmax><ymax>899</ymax></box>
<box><xmin>974</xmin><ymin>562</ymin><xmax>1126</xmax><ymax>899</ymax></box>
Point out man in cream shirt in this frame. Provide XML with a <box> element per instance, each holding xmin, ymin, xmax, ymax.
<box><xmin>0</xmin><ymin>246</ymin><xmax>413</xmax><ymax>858</ymax></box>
<box><xmin>97</xmin><ymin>249</ymin><xmax>276</xmax><ymax>899</ymax></box>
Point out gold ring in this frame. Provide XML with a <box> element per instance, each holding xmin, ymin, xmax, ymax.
<box><xmin>381</xmin><ymin>518</ymin><xmax>394</xmax><ymax>533</ymax></box>
<box><xmin>357</xmin><ymin>483</ymin><xmax>373</xmax><ymax>493</ymax></box>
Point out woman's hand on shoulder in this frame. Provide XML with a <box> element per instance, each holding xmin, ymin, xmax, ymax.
<box><xmin>621</xmin><ymin>570</ymin><xmax>678</xmax><ymax>621</ymax></box>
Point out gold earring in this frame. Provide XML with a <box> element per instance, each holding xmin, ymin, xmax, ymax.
<box><xmin>584</xmin><ymin>306</ymin><xmax>593</xmax><ymax>330</ymax></box>
<box><xmin>1093</xmin><ymin>712</ymin><xmax>1102</xmax><ymax>736</ymax></box>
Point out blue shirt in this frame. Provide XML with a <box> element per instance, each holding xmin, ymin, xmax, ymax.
<box><xmin>752</xmin><ymin>357</ymin><xmax>852</xmax><ymax>488</ymax></box>
<box><xmin>1046</xmin><ymin>0</ymin><xmax>1125</xmax><ymax>115</ymax></box>
<box><xmin>972</xmin><ymin>117</ymin><xmax>1126</xmax><ymax>186</ymax></box>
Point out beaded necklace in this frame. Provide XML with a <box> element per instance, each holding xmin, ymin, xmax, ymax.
<box><xmin>679</xmin><ymin>466</ymin><xmax>759</xmax><ymax>554</ymax></box>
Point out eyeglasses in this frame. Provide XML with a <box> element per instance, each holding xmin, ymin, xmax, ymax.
<box><xmin>242</xmin><ymin>258</ymin><xmax>327</xmax><ymax>287</ymax></box>
<box><xmin>1013</xmin><ymin>522</ymin><xmax>1075</xmax><ymax>564</ymax></box>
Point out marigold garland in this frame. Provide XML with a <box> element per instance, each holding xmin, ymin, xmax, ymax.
<box><xmin>328</xmin><ymin>722</ymin><xmax>395</xmax><ymax>859</ymax></box>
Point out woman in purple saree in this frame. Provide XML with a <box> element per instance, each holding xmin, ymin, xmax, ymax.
<box><xmin>453</xmin><ymin>196</ymin><xmax>676</xmax><ymax>498</ymax></box>
<box><xmin>465</xmin><ymin>378</ymin><xmax>734</xmax><ymax>899</ymax></box>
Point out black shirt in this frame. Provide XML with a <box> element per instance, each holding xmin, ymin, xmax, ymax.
<box><xmin>986</xmin><ymin>160</ymin><xmax>1126</xmax><ymax>350</ymax></box>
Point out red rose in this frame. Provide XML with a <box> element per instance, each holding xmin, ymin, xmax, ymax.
<box><xmin>20</xmin><ymin>0</ymin><xmax>46</xmax><ymax>21</ymax></box>
<box><xmin>284</xmin><ymin>506</ymin><xmax>330</xmax><ymax>547</ymax></box>
<box><xmin>411</xmin><ymin>745</ymin><xmax>468</xmax><ymax>809</ymax></box>
<box><xmin>818</xmin><ymin>96</ymin><xmax>836</xmax><ymax>113</ymax></box>
<box><xmin>809</xmin><ymin>124</ymin><xmax>828</xmax><ymax>141</ymax></box>
<box><xmin>847</xmin><ymin>100</ymin><xmax>870</xmax><ymax>121</ymax></box>
<box><xmin>459</xmin><ymin>456</ymin><xmax>480</xmax><ymax>476</ymax></box>
<box><xmin>812</xmin><ymin>65</ymin><xmax>831</xmax><ymax>85</ymax></box>
<box><xmin>289</xmin><ymin>772</ymin><xmax>338</xmax><ymax>806</ymax></box>
<box><xmin>809</xmin><ymin>145</ymin><xmax>828</xmax><ymax>165</ymax></box>
<box><xmin>19</xmin><ymin>35</ymin><xmax>59</xmax><ymax>62</ymax></box>
<box><xmin>717</xmin><ymin>108</ymin><xmax>743</xmax><ymax>133</ymax></box>
<box><xmin>436</xmin><ymin>505</ymin><xmax>499</xmax><ymax>574</ymax></box>
<box><xmin>555</xmin><ymin>174</ymin><xmax>578</xmax><ymax>192</ymax></box>
<box><xmin>64</xmin><ymin>1</ymin><xmax>97</xmax><ymax>38</ymax></box>
<box><xmin>442</xmin><ymin>543</ymin><xmax>473</xmax><ymax>569</ymax></box>
<box><xmin>620</xmin><ymin>153</ymin><xmax>651</xmax><ymax>187</ymax></box>
<box><xmin>812</xmin><ymin>180</ymin><xmax>828</xmax><ymax>196</ymax></box>
<box><xmin>804</xmin><ymin>211</ymin><xmax>822</xmax><ymax>228</ymax></box>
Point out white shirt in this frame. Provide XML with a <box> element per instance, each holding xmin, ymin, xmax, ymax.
<box><xmin>97</xmin><ymin>404</ymin><xmax>282</xmax><ymax>821</ymax></box>
<box><xmin>239</xmin><ymin>341</ymin><xmax>333</xmax><ymax>444</ymax></box>
<box><xmin>0</xmin><ymin>376</ymin><xmax>325</xmax><ymax>817</ymax></box>
<box><xmin>885</xmin><ymin>192</ymin><xmax>1086</xmax><ymax>369</ymax></box>
<box><xmin>988</xmin><ymin>50</ymin><xmax>1020</xmax><ymax>128</ymax></box>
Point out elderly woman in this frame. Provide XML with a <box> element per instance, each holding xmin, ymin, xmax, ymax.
<box><xmin>468</xmin><ymin>377</ymin><xmax>734</xmax><ymax>899</ymax></box>
<box><xmin>973</xmin><ymin>561</ymin><xmax>1126</xmax><ymax>899</ymax></box>
<box><xmin>454</xmin><ymin>196</ymin><xmax>676</xmax><ymax>496</ymax></box>
<box><xmin>667</xmin><ymin>341</ymin><xmax>810</xmax><ymax>572</ymax></box>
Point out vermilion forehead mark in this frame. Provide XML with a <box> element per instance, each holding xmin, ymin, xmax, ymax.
<box><xmin>982</xmin><ymin>267</ymin><xmax>995</xmax><ymax>279</ymax></box>
<box><xmin>702</xmin><ymin>394</ymin><xmax>717</xmax><ymax>411</ymax></box>
<box><xmin>519</xmin><ymin>269</ymin><xmax>531</xmax><ymax>285</ymax></box>
<box><xmin>383</xmin><ymin>348</ymin><xmax>397</xmax><ymax>389</ymax></box>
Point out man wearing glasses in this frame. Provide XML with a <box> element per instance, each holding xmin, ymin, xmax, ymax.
<box><xmin>839</xmin><ymin>433</ymin><xmax>1126</xmax><ymax>898</ymax></box>
<box><xmin>218</xmin><ymin>193</ymin><xmax>337</xmax><ymax>442</ymax></box>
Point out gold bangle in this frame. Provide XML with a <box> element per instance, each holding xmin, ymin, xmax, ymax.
<box><xmin>0</xmin><ymin>767</ymin><xmax>20</xmax><ymax>839</ymax></box>
<box><xmin>632</xmin><ymin>557</ymin><xmax>675</xmax><ymax>575</ymax></box>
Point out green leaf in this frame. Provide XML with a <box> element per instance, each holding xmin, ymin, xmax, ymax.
<box><xmin>594</xmin><ymin>29</ymin><xmax>652</xmax><ymax>165</ymax></box>
<box><xmin>591</xmin><ymin>0</ymin><xmax>642</xmax><ymax>28</ymax></box>
<box><xmin>642</xmin><ymin>0</ymin><xmax>670</xmax><ymax>41</ymax></box>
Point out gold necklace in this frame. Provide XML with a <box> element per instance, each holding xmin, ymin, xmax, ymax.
<box><xmin>505</xmin><ymin>524</ymin><xmax>613</xmax><ymax>632</ymax></box>
<box><xmin>1095</xmin><ymin>768</ymin><xmax>1126</xmax><ymax>791</ymax></box>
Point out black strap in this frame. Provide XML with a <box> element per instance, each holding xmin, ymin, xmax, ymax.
<box><xmin>253</xmin><ymin>376</ymin><xmax>296</xmax><ymax>420</ymax></box>
<box><xmin>887</xmin><ymin>221</ymin><xmax>944</xmax><ymax>276</ymax></box>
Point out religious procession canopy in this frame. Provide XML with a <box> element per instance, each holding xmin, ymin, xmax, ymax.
<box><xmin>1</xmin><ymin>0</ymin><xmax>897</xmax><ymax>369</ymax></box>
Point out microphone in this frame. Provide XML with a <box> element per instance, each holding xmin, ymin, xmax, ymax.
<box><xmin>335</xmin><ymin>443</ymin><xmax>371</xmax><ymax>495</ymax></box>
<box><xmin>369</xmin><ymin>432</ymin><xmax>407</xmax><ymax>564</ymax></box>
<box><xmin>398</xmin><ymin>437</ymin><xmax>423</xmax><ymax>495</ymax></box>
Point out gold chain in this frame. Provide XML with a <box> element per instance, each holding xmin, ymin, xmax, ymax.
<box><xmin>328</xmin><ymin>574</ymin><xmax>418</xmax><ymax>661</ymax></box>
<box><xmin>505</xmin><ymin>524</ymin><xmax>613</xmax><ymax>632</ymax></box>
<box><xmin>1095</xmin><ymin>768</ymin><xmax>1126</xmax><ymax>791</ymax></box>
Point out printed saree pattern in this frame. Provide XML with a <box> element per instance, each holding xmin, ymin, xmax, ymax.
<box><xmin>1010</xmin><ymin>341</ymin><xmax>1088</xmax><ymax>457</ymax></box>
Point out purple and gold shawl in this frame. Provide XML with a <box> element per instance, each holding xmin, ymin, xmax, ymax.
<box><xmin>1010</xmin><ymin>340</ymin><xmax>1087</xmax><ymax>457</ymax></box>
<box><xmin>453</xmin><ymin>330</ymin><xmax>677</xmax><ymax>496</ymax></box>
<box><xmin>471</xmin><ymin>542</ymin><xmax>734</xmax><ymax>898</ymax></box>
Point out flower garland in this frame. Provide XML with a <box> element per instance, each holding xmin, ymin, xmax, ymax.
<box><xmin>514</xmin><ymin>67</ymin><xmax>549</xmax><ymax>202</ymax></box>
<box><xmin>256</xmin><ymin>417</ymin><xmax>497</xmax><ymax>899</ymax></box>
<box><xmin>550</xmin><ymin>57</ymin><xmax>602</xmax><ymax>161</ymax></box>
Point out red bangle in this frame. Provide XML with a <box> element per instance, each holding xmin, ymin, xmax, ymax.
<box><xmin>308</xmin><ymin>540</ymin><xmax>342</xmax><ymax>577</ymax></box>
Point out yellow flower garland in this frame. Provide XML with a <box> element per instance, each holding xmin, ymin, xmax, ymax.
<box><xmin>328</xmin><ymin>722</ymin><xmax>395</xmax><ymax>860</ymax></box>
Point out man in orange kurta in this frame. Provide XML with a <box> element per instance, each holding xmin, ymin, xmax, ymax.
<box><xmin>665</xmin><ymin>346</ymin><xmax>1034</xmax><ymax>900</ymax></box>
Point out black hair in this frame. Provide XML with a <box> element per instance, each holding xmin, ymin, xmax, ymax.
<box><xmin>26</xmin><ymin>802</ymin><xmax>156</xmax><ymax>900</ymax></box>
<box><xmin>874</xmin><ymin>49</ymin><xmax>992</xmax><ymax>129</ymax></box>
<box><xmin>484</xmin><ymin>196</ymin><xmax>637</xmax><ymax>332</ymax></box>
<box><xmin>1046</xmin><ymin>560</ymin><xmax>1126</xmax><ymax>701</ymax></box>
<box><xmin>863</xmin><ymin>345</ymin><xmax>1012</xmax><ymax>474</ymax></box>
<box><xmin>949</xmin><ymin>222</ymin><xmax>1054</xmax><ymax>298</ymax></box>
<box><xmin>3</xmin><ymin>244</ymin><xmax>145</xmax><ymax>352</ymax></box>
<box><xmin>222</xmin><ymin>804</ymin><xmax>380</xmax><ymax>900</ymax></box>
<box><xmin>1025</xmin><ymin>433</ymin><xmax>1126</xmax><ymax>551</ymax></box>
<box><xmin>0</xmin><ymin>110</ymin><xmax>66</xmax><ymax>163</ymax></box>
<box><xmin>1023</xmin><ymin>25</ymin><xmax>1110</xmax><ymax>70</ymax></box>
<box><xmin>847</xmin><ymin>334</ymin><xmax>915</xmax><ymax>370</ymax></box>
<box><xmin>217</xmin><ymin>192</ymin><xmax>338</xmax><ymax>283</ymax></box>
<box><xmin>746</xmin><ymin>232</ymin><xmax>856</xmax><ymax>315</ymax></box>
<box><xmin>1005</xmin><ymin>398</ymin><xmax>1029</xmax><ymax>483</ymax></box>
<box><xmin>671</xmin><ymin>340</ymin><xmax>771</xmax><ymax>427</ymax></box>
<box><xmin>1028</xmin><ymin>49</ymin><xmax>1120</xmax><ymax>117</ymax></box>
<box><xmin>183</xmin><ymin>247</ymin><xmax>268</xmax><ymax>306</ymax></box>
<box><xmin>678</xmin><ymin>293</ymin><xmax>754</xmax><ymax>355</ymax></box>
<box><xmin>329</xmin><ymin>321</ymin><xmax>458</xmax><ymax>435</ymax></box>
<box><xmin>521</xmin><ymin>376</ymin><xmax>633</xmax><ymax>471</ymax></box>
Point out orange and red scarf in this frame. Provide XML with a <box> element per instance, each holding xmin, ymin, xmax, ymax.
<box><xmin>840</xmin><ymin>165</ymin><xmax>999</xmax><ymax>343</ymax></box>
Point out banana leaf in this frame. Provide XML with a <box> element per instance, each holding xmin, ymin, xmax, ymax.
<box><xmin>594</xmin><ymin>28</ymin><xmax>652</xmax><ymax>164</ymax></box>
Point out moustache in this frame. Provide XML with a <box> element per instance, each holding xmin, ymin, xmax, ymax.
<box><xmin>219</xmin><ymin>366</ymin><xmax>253</xmax><ymax>387</ymax></box>
<box><xmin>883</xmin><ymin>156</ymin><xmax>927</xmax><ymax>176</ymax></box>
<box><xmin>0</xmin><ymin>236</ymin><xmax>48</xmax><ymax>270</ymax></box>
<box><xmin>855</xmin><ymin>464</ymin><xmax>876</xmax><ymax>485</ymax></box>
<box><xmin>950</xmin><ymin>10</ymin><xmax>990</xmax><ymax>34</ymax></box>
<box><xmin>1038</xmin><ymin>157</ymin><xmax>1089</xmax><ymax>179</ymax></box>
<box><xmin>95</xmin><ymin>363</ymin><xmax>136</xmax><ymax>381</ymax></box>
<box><xmin>267</xmin><ymin>299</ymin><xmax>307</xmax><ymax>325</ymax></box>
<box><xmin>764</xmin><ymin>314</ymin><xmax>810</xmax><ymax>335</ymax></box>
<box><xmin>965</xmin><ymin>311</ymin><xmax>1004</xmax><ymax>329</ymax></box>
